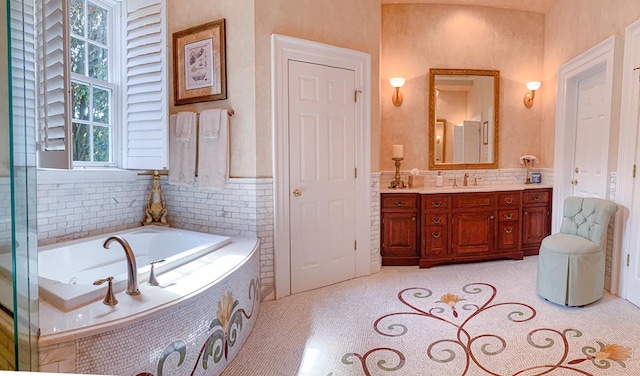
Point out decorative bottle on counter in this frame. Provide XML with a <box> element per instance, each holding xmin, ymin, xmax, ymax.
<box><xmin>435</xmin><ymin>171</ymin><xmax>444</xmax><ymax>187</ymax></box>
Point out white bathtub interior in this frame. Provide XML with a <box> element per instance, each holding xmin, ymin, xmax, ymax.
<box><xmin>37</xmin><ymin>227</ymin><xmax>232</xmax><ymax>311</ymax></box>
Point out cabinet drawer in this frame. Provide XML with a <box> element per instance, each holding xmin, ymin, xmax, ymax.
<box><xmin>424</xmin><ymin>213</ymin><xmax>448</xmax><ymax>226</ymax></box>
<box><xmin>523</xmin><ymin>190</ymin><xmax>550</xmax><ymax>204</ymax></box>
<box><xmin>382</xmin><ymin>194</ymin><xmax>418</xmax><ymax>210</ymax></box>
<box><xmin>452</xmin><ymin>193</ymin><xmax>494</xmax><ymax>209</ymax></box>
<box><xmin>422</xmin><ymin>195</ymin><xmax>451</xmax><ymax>211</ymax></box>
<box><xmin>498</xmin><ymin>192</ymin><xmax>520</xmax><ymax>207</ymax></box>
<box><xmin>498</xmin><ymin>209</ymin><xmax>519</xmax><ymax>222</ymax></box>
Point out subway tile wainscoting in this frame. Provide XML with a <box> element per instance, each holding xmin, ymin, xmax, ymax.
<box><xmin>36</xmin><ymin>175</ymin><xmax>276</xmax><ymax>298</ymax></box>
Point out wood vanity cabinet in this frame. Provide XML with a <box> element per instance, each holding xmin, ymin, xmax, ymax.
<box><xmin>381</xmin><ymin>188</ymin><xmax>552</xmax><ymax>267</ymax></box>
<box><xmin>420</xmin><ymin>191</ymin><xmax>523</xmax><ymax>268</ymax></box>
<box><xmin>521</xmin><ymin>188</ymin><xmax>553</xmax><ymax>256</ymax></box>
<box><xmin>381</xmin><ymin>193</ymin><xmax>420</xmax><ymax>266</ymax></box>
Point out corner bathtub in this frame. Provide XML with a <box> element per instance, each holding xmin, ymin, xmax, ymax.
<box><xmin>39</xmin><ymin>226</ymin><xmax>232</xmax><ymax>311</ymax></box>
<box><xmin>37</xmin><ymin>229</ymin><xmax>261</xmax><ymax>376</ymax></box>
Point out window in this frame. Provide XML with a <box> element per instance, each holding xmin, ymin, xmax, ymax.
<box><xmin>35</xmin><ymin>0</ymin><xmax>168</xmax><ymax>171</ymax></box>
<box><xmin>69</xmin><ymin>0</ymin><xmax>117</xmax><ymax>165</ymax></box>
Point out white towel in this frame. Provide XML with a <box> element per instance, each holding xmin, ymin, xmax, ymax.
<box><xmin>168</xmin><ymin>114</ymin><xmax>197</xmax><ymax>187</ymax></box>
<box><xmin>198</xmin><ymin>110</ymin><xmax>229</xmax><ymax>191</ymax></box>
<box><xmin>200</xmin><ymin>109</ymin><xmax>222</xmax><ymax>140</ymax></box>
<box><xmin>176</xmin><ymin>112</ymin><xmax>196</xmax><ymax>142</ymax></box>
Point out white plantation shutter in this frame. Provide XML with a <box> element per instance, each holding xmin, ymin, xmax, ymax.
<box><xmin>122</xmin><ymin>0</ymin><xmax>167</xmax><ymax>169</ymax></box>
<box><xmin>10</xmin><ymin>0</ymin><xmax>38</xmax><ymax>168</ymax></box>
<box><xmin>35</xmin><ymin>0</ymin><xmax>71</xmax><ymax>169</ymax></box>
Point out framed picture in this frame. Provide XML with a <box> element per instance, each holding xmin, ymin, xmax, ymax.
<box><xmin>173</xmin><ymin>19</ymin><xmax>227</xmax><ymax>105</ymax></box>
<box><xmin>482</xmin><ymin>121</ymin><xmax>489</xmax><ymax>145</ymax></box>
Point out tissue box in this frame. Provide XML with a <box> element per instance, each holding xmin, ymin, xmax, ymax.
<box><xmin>408</xmin><ymin>175</ymin><xmax>424</xmax><ymax>189</ymax></box>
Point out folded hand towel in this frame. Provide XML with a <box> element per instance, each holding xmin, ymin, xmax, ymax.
<box><xmin>176</xmin><ymin>112</ymin><xmax>196</xmax><ymax>142</ymax></box>
<box><xmin>200</xmin><ymin>109</ymin><xmax>222</xmax><ymax>140</ymax></box>
<box><xmin>198</xmin><ymin>110</ymin><xmax>229</xmax><ymax>191</ymax></box>
<box><xmin>169</xmin><ymin>114</ymin><xmax>197</xmax><ymax>187</ymax></box>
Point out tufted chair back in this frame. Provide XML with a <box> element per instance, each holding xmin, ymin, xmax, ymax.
<box><xmin>559</xmin><ymin>196</ymin><xmax>618</xmax><ymax>246</ymax></box>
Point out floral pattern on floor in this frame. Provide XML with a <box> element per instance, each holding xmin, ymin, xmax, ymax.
<box><xmin>341</xmin><ymin>283</ymin><xmax>633</xmax><ymax>376</ymax></box>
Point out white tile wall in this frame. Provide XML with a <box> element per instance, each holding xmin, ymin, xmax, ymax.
<box><xmin>370</xmin><ymin>173</ymin><xmax>381</xmax><ymax>269</ymax></box>
<box><xmin>36</xmin><ymin>176</ymin><xmax>276</xmax><ymax>297</ymax></box>
<box><xmin>380</xmin><ymin>167</ymin><xmax>554</xmax><ymax>188</ymax></box>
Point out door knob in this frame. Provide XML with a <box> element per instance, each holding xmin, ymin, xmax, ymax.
<box><xmin>571</xmin><ymin>179</ymin><xmax>578</xmax><ymax>185</ymax></box>
<box><xmin>292</xmin><ymin>188</ymin><xmax>302</xmax><ymax>197</ymax></box>
<box><xmin>575</xmin><ymin>167</ymin><xmax>580</xmax><ymax>173</ymax></box>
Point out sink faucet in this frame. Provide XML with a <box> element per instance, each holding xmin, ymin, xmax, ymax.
<box><xmin>463</xmin><ymin>173</ymin><xmax>470</xmax><ymax>187</ymax></box>
<box><xmin>103</xmin><ymin>235</ymin><xmax>140</xmax><ymax>296</ymax></box>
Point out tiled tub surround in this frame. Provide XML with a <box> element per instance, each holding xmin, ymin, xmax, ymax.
<box><xmin>38</xmin><ymin>236</ymin><xmax>260</xmax><ymax>375</ymax></box>
<box><xmin>36</xmin><ymin>174</ymin><xmax>276</xmax><ymax>299</ymax></box>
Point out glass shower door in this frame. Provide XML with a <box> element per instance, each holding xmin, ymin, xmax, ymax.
<box><xmin>4</xmin><ymin>0</ymin><xmax>39</xmax><ymax>370</ymax></box>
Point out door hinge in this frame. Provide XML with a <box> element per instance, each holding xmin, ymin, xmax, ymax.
<box><xmin>354</xmin><ymin>90</ymin><xmax>362</xmax><ymax>103</ymax></box>
<box><xmin>627</xmin><ymin>253</ymin><xmax>631</xmax><ymax>267</ymax></box>
<box><xmin>633</xmin><ymin>165</ymin><xmax>637</xmax><ymax>178</ymax></box>
<box><xmin>354</xmin><ymin>240</ymin><xmax>357</xmax><ymax>251</ymax></box>
<box><xmin>355</xmin><ymin>167</ymin><xmax>358</xmax><ymax>179</ymax></box>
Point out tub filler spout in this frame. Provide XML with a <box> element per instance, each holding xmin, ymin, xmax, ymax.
<box><xmin>103</xmin><ymin>235</ymin><xmax>140</xmax><ymax>296</ymax></box>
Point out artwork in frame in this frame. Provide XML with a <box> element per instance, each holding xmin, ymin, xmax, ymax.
<box><xmin>173</xmin><ymin>19</ymin><xmax>227</xmax><ymax>105</ymax></box>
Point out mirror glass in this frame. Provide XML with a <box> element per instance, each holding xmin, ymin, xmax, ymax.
<box><xmin>429</xmin><ymin>69</ymin><xmax>499</xmax><ymax>169</ymax></box>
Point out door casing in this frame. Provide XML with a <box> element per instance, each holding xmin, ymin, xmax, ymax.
<box><xmin>271</xmin><ymin>34</ymin><xmax>372</xmax><ymax>299</ymax></box>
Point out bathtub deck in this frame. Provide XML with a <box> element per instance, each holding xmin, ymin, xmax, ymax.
<box><xmin>38</xmin><ymin>237</ymin><xmax>259</xmax><ymax>346</ymax></box>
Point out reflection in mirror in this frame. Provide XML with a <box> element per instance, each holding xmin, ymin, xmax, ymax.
<box><xmin>429</xmin><ymin>69</ymin><xmax>499</xmax><ymax>170</ymax></box>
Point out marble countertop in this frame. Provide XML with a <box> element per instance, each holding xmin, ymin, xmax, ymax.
<box><xmin>381</xmin><ymin>183</ymin><xmax>553</xmax><ymax>194</ymax></box>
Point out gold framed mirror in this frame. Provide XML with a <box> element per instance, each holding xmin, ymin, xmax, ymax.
<box><xmin>428</xmin><ymin>68</ymin><xmax>500</xmax><ymax>170</ymax></box>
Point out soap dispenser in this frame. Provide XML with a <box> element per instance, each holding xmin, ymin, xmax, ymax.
<box><xmin>435</xmin><ymin>171</ymin><xmax>444</xmax><ymax>187</ymax></box>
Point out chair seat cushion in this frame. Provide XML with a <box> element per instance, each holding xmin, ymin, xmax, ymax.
<box><xmin>540</xmin><ymin>233</ymin><xmax>599</xmax><ymax>255</ymax></box>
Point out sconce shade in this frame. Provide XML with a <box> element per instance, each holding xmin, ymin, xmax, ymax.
<box><xmin>524</xmin><ymin>81</ymin><xmax>541</xmax><ymax>108</ymax></box>
<box><xmin>526</xmin><ymin>81</ymin><xmax>541</xmax><ymax>91</ymax></box>
<box><xmin>389</xmin><ymin>77</ymin><xmax>406</xmax><ymax>88</ymax></box>
<box><xmin>390</xmin><ymin>77</ymin><xmax>405</xmax><ymax>106</ymax></box>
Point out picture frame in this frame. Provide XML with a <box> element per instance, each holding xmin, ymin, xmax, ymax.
<box><xmin>173</xmin><ymin>19</ymin><xmax>227</xmax><ymax>105</ymax></box>
<box><xmin>482</xmin><ymin>121</ymin><xmax>489</xmax><ymax>145</ymax></box>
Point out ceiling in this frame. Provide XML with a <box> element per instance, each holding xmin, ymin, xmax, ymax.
<box><xmin>380</xmin><ymin>0</ymin><xmax>558</xmax><ymax>14</ymax></box>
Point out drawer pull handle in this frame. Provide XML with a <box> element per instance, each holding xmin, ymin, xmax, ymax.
<box><xmin>412</xmin><ymin>216</ymin><xmax>416</xmax><ymax>222</ymax></box>
<box><xmin>432</xmin><ymin>217</ymin><xmax>442</xmax><ymax>224</ymax></box>
<box><xmin>533</xmin><ymin>196</ymin><xmax>540</xmax><ymax>201</ymax></box>
<box><xmin>432</xmin><ymin>232</ymin><xmax>441</xmax><ymax>239</ymax></box>
<box><xmin>489</xmin><ymin>215</ymin><xmax>495</xmax><ymax>219</ymax></box>
<box><xmin>524</xmin><ymin>211</ymin><xmax>528</xmax><ymax>215</ymax></box>
<box><xmin>504</xmin><ymin>213</ymin><xmax>513</xmax><ymax>220</ymax></box>
<box><xmin>395</xmin><ymin>201</ymin><xmax>404</xmax><ymax>207</ymax></box>
<box><xmin>504</xmin><ymin>227</ymin><xmax>513</xmax><ymax>234</ymax></box>
<box><xmin>505</xmin><ymin>198</ymin><xmax>513</xmax><ymax>204</ymax></box>
<box><xmin>432</xmin><ymin>201</ymin><xmax>442</xmax><ymax>208</ymax></box>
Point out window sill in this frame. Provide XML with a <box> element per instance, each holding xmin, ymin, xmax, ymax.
<box><xmin>37</xmin><ymin>168</ymin><xmax>139</xmax><ymax>184</ymax></box>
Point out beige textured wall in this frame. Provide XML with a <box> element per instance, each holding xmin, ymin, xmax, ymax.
<box><xmin>381</xmin><ymin>4</ymin><xmax>544</xmax><ymax>170</ymax></box>
<box><xmin>255</xmin><ymin>0</ymin><xmax>382</xmax><ymax>174</ymax></box>
<box><xmin>0</xmin><ymin>2</ymin><xmax>9</xmax><ymax>177</ymax></box>
<box><xmin>542</xmin><ymin>0</ymin><xmax>640</xmax><ymax>170</ymax></box>
<box><xmin>168</xmin><ymin>0</ymin><xmax>257</xmax><ymax>177</ymax></box>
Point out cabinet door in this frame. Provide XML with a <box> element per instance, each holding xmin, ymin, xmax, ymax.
<box><xmin>498</xmin><ymin>221</ymin><xmax>519</xmax><ymax>250</ymax></box>
<box><xmin>452</xmin><ymin>211</ymin><xmax>495</xmax><ymax>254</ymax></box>
<box><xmin>522</xmin><ymin>206</ymin><xmax>550</xmax><ymax>247</ymax></box>
<box><xmin>382</xmin><ymin>212</ymin><xmax>418</xmax><ymax>257</ymax></box>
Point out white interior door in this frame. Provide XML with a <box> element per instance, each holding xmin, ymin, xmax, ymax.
<box><xmin>288</xmin><ymin>60</ymin><xmax>356</xmax><ymax>294</ymax></box>
<box><xmin>571</xmin><ymin>70</ymin><xmax>608</xmax><ymax>198</ymax></box>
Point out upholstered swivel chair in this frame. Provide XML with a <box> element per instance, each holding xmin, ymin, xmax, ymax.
<box><xmin>536</xmin><ymin>196</ymin><xmax>618</xmax><ymax>306</ymax></box>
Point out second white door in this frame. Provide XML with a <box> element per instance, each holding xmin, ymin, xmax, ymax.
<box><xmin>288</xmin><ymin>60</ymin><xmax>357</xmax><ymax>294</ymax></box>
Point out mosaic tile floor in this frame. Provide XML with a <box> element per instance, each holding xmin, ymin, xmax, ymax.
<box><xmin>222</xmin><ymin>257</ymin><xmax>640</xmax><ymax>376</ymax></box>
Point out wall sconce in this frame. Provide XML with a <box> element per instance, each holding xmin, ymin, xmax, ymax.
<box><xmin>390</xmin><ymin>77</ymin><xmax>405</xmax><ymax>106</ymax></box>
<box><xmin>523</xmin><ymin>81</ymin><xmax>541</xmax><ymax>108</ymax></box>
